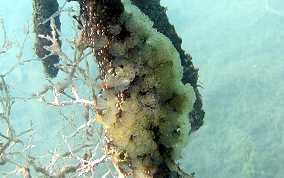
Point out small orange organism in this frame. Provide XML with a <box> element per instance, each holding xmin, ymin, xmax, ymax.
<box><xmin>101</xmin><ymin>81</ymin><xmax>107</xmax><ymax>89</ymax></box>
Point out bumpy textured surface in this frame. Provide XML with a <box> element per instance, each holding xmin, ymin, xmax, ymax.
<box><xmin>77</xmin><ymin>0</ymin><xmax>196</xmax><ymax>176</ymax></box>
<box><xmin>130</xmin><ymin>0</ymin><xmax>205</xmax><ymax>134</ymax></box>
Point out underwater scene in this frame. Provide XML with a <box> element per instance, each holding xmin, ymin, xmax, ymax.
<box><xmin>162</xmin><ymin>0</ymin><xmax>284</xmax><ymax>177</ymax></box>
<box><xmin>0</xmin><ymin>0</ymin><xmax>283</xmax><ymax>177</ymax></box>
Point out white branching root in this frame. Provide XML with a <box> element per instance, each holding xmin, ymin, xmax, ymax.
<box><xmin>0</xmin><ymin>16</ymin><xmax>12</xmax><ymax>54</ymax></box>
<box><xmin>2</xmin><ymin>167</ymin><xmax>31</xmax><ymax>178</ymax></box>
<box><xmin>76</xmin><ymin>155</ymin><xmax>110</xmax><ymax>177</ymax></box>
<box><xmin>0</xmin><ymin>7</ymin><xmax>107</xmax><ymax>178</ymax></box>
<box><xmin>38</xmin><ymin>19</ymin><xmax>70</xmax><ymax>62</ymax></box>
<box><xmin>37</xmin><ymin>85</ymin><xmax>96</xmax><ymax>107</ymax></box>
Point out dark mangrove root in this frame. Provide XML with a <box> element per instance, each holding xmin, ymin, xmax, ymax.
<box><xmin>32</xmin><ymin>0</ymin><xmax>61</xmax><ymax>78</ymax></box>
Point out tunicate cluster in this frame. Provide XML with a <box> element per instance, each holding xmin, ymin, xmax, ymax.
<box><xmin>93</xmin><ymin>0</ymin><xmax>196</xmax><ymax>174</ymax></box>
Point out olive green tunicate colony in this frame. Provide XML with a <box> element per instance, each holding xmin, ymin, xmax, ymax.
<box><xmin>72</xmin><ymin>0</ymin><xmax>202</xmax><ymax>177</ymax></box>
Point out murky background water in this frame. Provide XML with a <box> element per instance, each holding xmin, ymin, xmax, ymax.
<box><xmin>161</xmin><ymin>0</ymin><xmax>284</xmax><ymax>177</ymax></box>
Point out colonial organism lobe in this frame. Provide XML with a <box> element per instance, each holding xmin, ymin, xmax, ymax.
<box><xmin>75</xmin><ymin>0</ymin><xmax>198</xmax><ymax>177</ymax></box>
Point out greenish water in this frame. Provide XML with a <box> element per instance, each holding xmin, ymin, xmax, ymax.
<box><xmin>162</xmin><ymin>0</ymin><xmax>284</xmax><ymax>177</ymax></box>
<box><xmin>0</xmin><ymin>0</ymin><xmax>283</xmax><ymax>177</ymax></box>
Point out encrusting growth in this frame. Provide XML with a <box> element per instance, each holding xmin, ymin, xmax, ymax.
<box><xmin>73</xmin><ymin>0</ymin><xmax>197</xmax><ymax>177</ymax></box>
